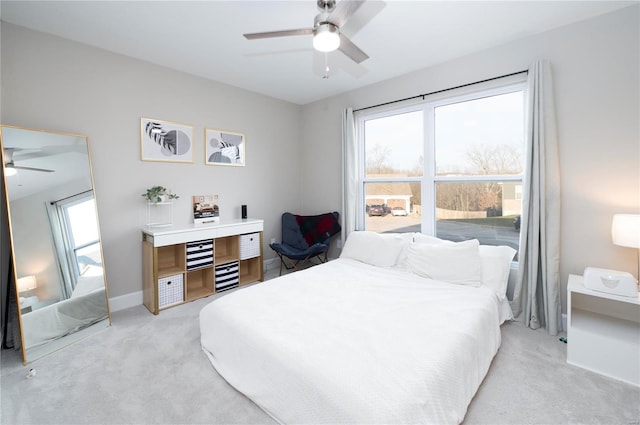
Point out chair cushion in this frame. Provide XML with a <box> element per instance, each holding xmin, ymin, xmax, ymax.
<box><xmin>295</xmin><ymin>212</ymin><xmax>341</xmax><ymax>246</ymax></box>
<box><xmin>270</xmin><ymin>242</ymin><xmax>329</xmax><ymax>261</ymax></box>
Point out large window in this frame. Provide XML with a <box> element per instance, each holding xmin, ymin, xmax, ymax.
<box><xmin>357</xmin><ymin>81</ymin><xmax>525</xmax><ymax>253</ymax></box>
<box><xmin>59</xmin><ymin>195</ymin><xmax>102</xmax><ymax>277</ymax></box>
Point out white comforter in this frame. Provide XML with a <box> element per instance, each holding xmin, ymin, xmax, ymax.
<box><xmin>22</xmin><ymin>286</ymin><xmax>108</xmax><ymax>349</ymax></box>
<box><xmin>200</xmin><ymin>258</ymin><xmax>501</xmax><ymax>424</ymax></box>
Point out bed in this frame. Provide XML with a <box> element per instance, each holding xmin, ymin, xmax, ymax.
<box><xmin>21</xmin><ymin>273</ymin><xmax>109</xmax><ymax>349</ymax></box>
<box><xmin>200</xmin><ymin>231</ymin><xmax>516</xmax><ymax>424</ymax></box>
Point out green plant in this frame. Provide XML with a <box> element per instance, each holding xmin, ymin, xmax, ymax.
<box><xmin>142</xmin><ymin>186</ymin><xmax>179</xmax><ymax>203</ymax></box>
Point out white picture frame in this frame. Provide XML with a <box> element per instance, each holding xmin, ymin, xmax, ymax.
<box><xmin>205</xmin><ymin>128</ymin><xmax>245</xmax><ymax>167</ymax></box>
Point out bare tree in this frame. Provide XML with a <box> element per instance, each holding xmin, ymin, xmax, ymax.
<box><xmin>466</xmin><ymin>143</ymin><xmax>522</xmax><ymax>175</ymax></box>
<box><xmin>366</xmin><ymin>144</ymin><xmax>393</xmax><ymax>174</ymax></box>
<box><xmin>437</xmin><ymin>144</ymin><xmax>521</xmax><ymax>214</ymax></box>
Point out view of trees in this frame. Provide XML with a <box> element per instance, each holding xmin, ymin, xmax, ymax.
<box><xmin>366</xmin><ymin>143</ymin><xmax>522</xmax><ymax>215</ymax></box>
<box><xmin>437</xmin><ymin>143</ymin><xmax>522</xmax><ymax>215</ymax></box>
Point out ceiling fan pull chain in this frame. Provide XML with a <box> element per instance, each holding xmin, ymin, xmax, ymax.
<box><xmin>324</xmin><ymin>53</ymin><xmax>330</xmax><ymax>79</ymax></box>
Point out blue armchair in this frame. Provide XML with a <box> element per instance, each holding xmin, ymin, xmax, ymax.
<box><xmin>269</xmin><ymin>212</ymin><xmax>341</xmax><ymax>275</ymax></box>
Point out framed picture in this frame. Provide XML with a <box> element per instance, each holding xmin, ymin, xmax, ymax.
<box><xmin>205</xmin><ymin>128</ymin><xmax>245</xmax><ymax>167</ymax></box>
<box><xmin>140</xmin><ymin>118</ymin><xmax>194</xmax><ymax>163</ymax></box>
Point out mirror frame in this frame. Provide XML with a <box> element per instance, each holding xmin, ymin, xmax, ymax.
<box><xmin>0</xmin><ymin>124</ymin><xmax>111</xmax><ymax>364</ymax></box>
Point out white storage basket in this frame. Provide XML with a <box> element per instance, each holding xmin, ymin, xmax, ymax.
<box><xmin>240</xmin><ymin>233</ymin><xmax>260</xmax><ymax>260</ymax></box>
<box><xmin>158</xmin><ymin>273</ymin><xmax>184</xmax><ymax>308</ymax></box>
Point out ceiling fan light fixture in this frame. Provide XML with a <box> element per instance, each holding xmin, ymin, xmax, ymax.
<box><xmin>313</xmin><ymin>23</ymin><xmax>340</xmax><ymax>52</ymax></box>
<box><xmin>4</xmin><ymin>166</ymin><xmax>17</xmax><ymax>177</ymax></box>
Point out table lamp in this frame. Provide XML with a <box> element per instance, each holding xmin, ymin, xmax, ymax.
<box><xmin>17</xmin><ymin>275</ymin><xmax>37</xmax><ymax>303</ymax></box>
<box><xmin>611</xmin><ymin>214</ymin><xmax>640</xmax><ymax>282</ymax></box>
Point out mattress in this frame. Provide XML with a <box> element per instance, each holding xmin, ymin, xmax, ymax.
<box><xmin>200</xmin><ymin>258</ymin><xmax>502</xmax><ymax>424</ymax></box>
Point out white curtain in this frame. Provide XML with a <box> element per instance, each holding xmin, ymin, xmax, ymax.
<box><xmin>512</xmin><ymin>60</ymin><xmax>562</xmax><ymax>335</ymax></box>
<box><xmin>341</xmin><ymin>107</ymin><xmax>358</xmax><ymax>243</ymax></box>
<box><xmin>45</xmin><ymin>202</ymin><xmax>75</xmax><ymax>299</ymax></box>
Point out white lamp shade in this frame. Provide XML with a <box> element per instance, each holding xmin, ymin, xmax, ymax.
<box><xmin>313</xmin><ymin>24</ymin><xmax>340</xmax><ymax>52</ymax></box>
<box><xmin>17</xmin><ymin>275</ymin><xmax>37</xmax><ymax>292</ymax></box>
<box><xmin>612</xmin><ymin>214</ymin><xmax>640</xmax><ymax>248</ymax></box>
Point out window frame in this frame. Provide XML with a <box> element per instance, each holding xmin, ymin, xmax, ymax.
<box><xmin>356</xmin><ymin>78</ymin><xmax>527</xmax><ymax>241</ymax></box>
<box><xmin>58</xmin><ymin>193</ymin><xmax>100</xmax><ymax>276</ymax></box>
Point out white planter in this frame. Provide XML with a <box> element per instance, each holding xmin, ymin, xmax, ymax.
<box><xmin>146</xmin><ymin>201</ymin><xmax>173</xmax><ymax>227</ymax></box>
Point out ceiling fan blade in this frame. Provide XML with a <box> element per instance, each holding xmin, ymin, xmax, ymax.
<box><xmin>14</xmin><ymin>165</ymin><xmax>54</xmax><ymax>173</ymax></box>
<box><xmin>244</xmin><ymin>28</ymin><xmax>313</xmax><ymax>40</ymax></box>
<box><xmin>338</xmin><ymin>33</ymin><xmax>369</xmax><ymax>64</ymax></box>
<box><xmin>328</xmin><ymin>0</ymin><xmax>366</xmax><ymax>27</ymax></box>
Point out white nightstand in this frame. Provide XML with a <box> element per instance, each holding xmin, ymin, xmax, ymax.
<box><xmin>567</xmin><ymin>274</ymin><xmax>640</xmax><ymax>386</ymax></box>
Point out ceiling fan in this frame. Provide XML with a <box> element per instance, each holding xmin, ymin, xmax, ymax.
<box><xmin>243</xmin><ymin>0</ymin><xmax>370</xmax><ymax>64</ymax></box>
<box><xmin>3</xmin><ymin>148</ymin><xmax>54</xmax><ymax>176</ymax></box>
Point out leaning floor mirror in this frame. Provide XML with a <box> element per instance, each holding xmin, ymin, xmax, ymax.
<box><xmin>1</xmin><ymin>125</ymin><xmax>111</xmax><ymax>364</ymax></box>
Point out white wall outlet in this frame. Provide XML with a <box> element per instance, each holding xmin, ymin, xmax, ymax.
<box><xmin>270</xmin><ymin>238</ymin><xmax>276</xmax><ymax>245</ymax></box>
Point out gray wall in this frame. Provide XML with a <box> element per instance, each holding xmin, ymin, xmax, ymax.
<box><xmin>1</xmin><ymin>23</ymin><xmax>303</xmax><ymax>302</ymax></box>
<box><xmin>300</xmin><ymin>5</ymin><xmax>640</xmax><ymax>313</ymax></box>
<box><xmin>2</xmin><ymin>5</ymin><xmax>639</xmax><ymax>316</ymax></box>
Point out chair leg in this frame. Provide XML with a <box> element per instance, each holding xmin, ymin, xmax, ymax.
<box><xmin>273</xmin><ymin>249</ymin><xmax>330</xmax><ymax>276</ymax></box>
<box><xmin>275</xmin><ymin>252</ymin><xmax>300</xmax><ymax>276</ymax></box>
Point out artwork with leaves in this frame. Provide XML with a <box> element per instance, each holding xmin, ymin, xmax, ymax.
<box><xmin>205</xmin><ymin>128</ymin><xmax>245</xmax><ymax>167</ymax></box>
<box><xmin>140</xmin><ymin>118</ymin><xmax>194</xmax><ymax>163</ymax></box>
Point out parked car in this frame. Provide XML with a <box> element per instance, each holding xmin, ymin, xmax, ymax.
<box><xmin>391</xmin><ymin>207</ymin><xmax>408</xmax><ymax>216</ymax></box>
<box><xmin>514</xmin><ymin>215</ymin><xmax>521</xmax><ymax>231</ymax></box>
<box><xmin>368</xmin><ymin>204</ymin><xmax>385</xmax><ymax>217</ymax></box>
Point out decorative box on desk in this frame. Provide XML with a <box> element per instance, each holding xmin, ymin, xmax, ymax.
<box><xmin>141</xmin><ymin>219</ymin><xmax>264</xmax><ymax>314</ymax></box>
<box><xmin>566</xmin><ymin>274</ymin><xmax>640</xmax><ymax>386</ymax></box>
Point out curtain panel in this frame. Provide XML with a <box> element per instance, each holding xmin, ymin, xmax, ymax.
<box><xmin>341</xmin><ymin>107</ymin><xmax>357</xmax><ymax>242</ymax></box>
<box><xmin>512</xmin><ymin>60</ymin><xmax>562</xmax><ymax>335</ymax></box>
<box><xmin>45</xmin><ymin>202</ymin><xmax>75</xmax><ymax>299</ymax></box>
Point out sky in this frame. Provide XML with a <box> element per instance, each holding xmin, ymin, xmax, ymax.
<box><xmin>364</xmin><ymin>90</ymin><xmax>524</xmax><ymax>175</ymax></box>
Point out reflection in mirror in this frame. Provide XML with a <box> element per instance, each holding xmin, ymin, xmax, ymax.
<box><xmin>1</xmin><ymin>125</ymin><xmax>111</xmax><ymax>363</ymax></box>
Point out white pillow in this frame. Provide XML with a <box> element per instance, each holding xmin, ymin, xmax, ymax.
<box><xmin>414</xmin><ymin>233</ymin><xmax>517</xmax><ymax>297</ymax></box>
<box><xmin>407</xmin><ymin>239</ymin><xmax>482</xmax><ymax>286</ymax></box>
<box><xmin>381</xmin><ymin>232</ymin><xmax>415</xmax><ymax>269</ymax></box>
<box><xmin>413</xmin><ymin>233</ymin><xmax>449</xmax><ymax>245</ymax></box>
<box><xmin>478</xmin><ymin>245</ymin><xmax>516</xmax><ymax>300</ymax></box>
<box><xmin>340</xmin><ymin>231</ymin><xmax>406</xmax><ymax>267</ymax></box>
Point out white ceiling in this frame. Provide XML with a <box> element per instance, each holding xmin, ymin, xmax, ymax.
<box><xmin>0</xmin><ymin>0</ymin><xmax>634</xmax><ymax>105</ymax></box>
<box><xmin>2</xmin><ymin>127</ymin><xmax>91</xmax><ymax>201</ymax></box>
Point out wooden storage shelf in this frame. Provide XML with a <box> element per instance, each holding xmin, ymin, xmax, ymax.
<box><xmin>215</xmin><ymin>236</ymin><xmax>239</xmax><ymax>264</ymax></box>
<box><xmin>240</xmin><ymin>256</ymin><xmax>262</xmax><ymax>285</ymax></box>
<box><xmin>157</xmin><ymin>244</ymin><xmax>185</xmax><ymax>276</ymax></box>
<box><xmin>186</xmin><ymin>267</ymin><xmax>214</xmax><ymax>301</ymax></box>
<box><xmin>142</xmin><ymin>219</ymin><xmax>264</xmax><ymax>314</ymax></box>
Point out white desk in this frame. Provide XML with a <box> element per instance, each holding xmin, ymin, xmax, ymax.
<box><xmin>567</xmin><ymin>274</ymin><xmax>640</xmax><ymax>386</ymax></box>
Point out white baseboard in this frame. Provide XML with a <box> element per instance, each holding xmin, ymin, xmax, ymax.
<box><xmin>108</xmin><ymin>291</ymin><xmax>143</xmax><ymax>312</ymax></box>
<box><xmin>263</xmin><ymin>257</ymin><xmax>279</xmax><ymax>271</ymax></box>
<box><xmin>109</xmin><ymin>259</ymin><xmax>277</xmax><ymax>312</ymax></box>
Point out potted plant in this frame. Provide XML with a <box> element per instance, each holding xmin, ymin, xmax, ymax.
<box><xmin>142</xmin><ymin>186</ymin><xmax>179</xmax><ymax>204</ymax></box>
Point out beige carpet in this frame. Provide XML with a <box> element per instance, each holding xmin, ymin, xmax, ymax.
<box><xmin>2</xmin><ymin>286</ymin><xmax>638</xmax><ymax>425</ymax></box>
